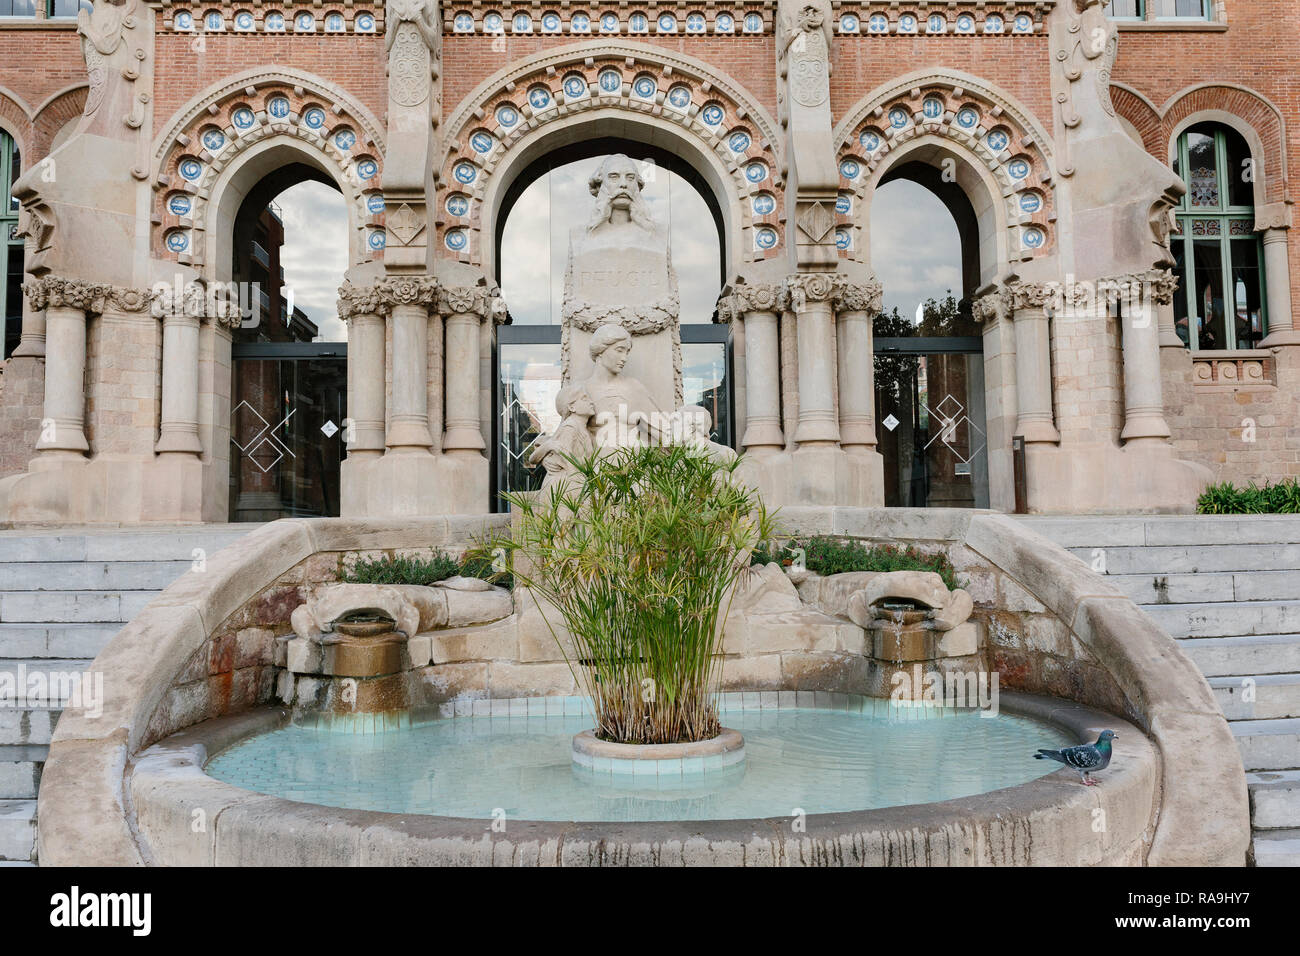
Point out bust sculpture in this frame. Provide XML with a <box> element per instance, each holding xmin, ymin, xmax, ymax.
<box><xmin>561</xmin><ymin>154</ymin><xmax>682</xmax><ymax>409</ymax></box>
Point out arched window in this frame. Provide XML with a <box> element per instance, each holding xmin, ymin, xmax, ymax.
<box><xmin>2</xmin><ymin>130</ymin><xmax>21</xmax><ymax>358</ymax></box>
<box><xmin>1170</xmin><ymin>122</ymin><xmax>1266</xmax><ymax>351</ymax></box>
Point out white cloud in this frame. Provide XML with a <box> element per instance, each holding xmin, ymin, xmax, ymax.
<box><xmin>275</xmin><ymin>180</ymin><xmax>350</xmax><ymax>341</ymax></box>
<box><xmin>870</xmin><ymin>180</ymin><xmax>962</xmax><ymax>320</ymax></box>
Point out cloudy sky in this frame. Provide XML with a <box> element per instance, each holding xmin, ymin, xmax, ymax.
<box><xmin>500</xmin><ymin>157</ymin><xmax>721</xmax><ymax>324</ymax></box>
<box><xmin>275</xmin><ymin>180</ymin><xmax>350</xmax><ymax>341</ymax></box>
<box><xmin>870</xmin><ymin>179</ymin><xmax>963</xmax><ymax>322</ymax></box>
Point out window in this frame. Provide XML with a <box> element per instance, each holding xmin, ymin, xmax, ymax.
<box><xmin>1153</xmin><ymin>0</ymin><xmax>1210</xmax><ymax>18</ymax></box>
<box><xmin>47</xmin><ymin>0</ymin><xmax>92</xmax><ymax>16</ymax></box>
<box><xmin>2</xmin><ymin>131</ymin><xmax>22</xmax><ymax>358</ymax></box>
<box><xmin>1170</xmin><ymin>123</ymin><xmax>1265</xmax><ymax>352</ymax></box>
<box><xmin>0</xmin><ymin>0</ymin><xmax>36</xmax><ymax>15</ymax></box>
<box><xmin>1105</xmin><ymin>0</ymin><xmax>1143</xmax><ymax>18</ymax></box>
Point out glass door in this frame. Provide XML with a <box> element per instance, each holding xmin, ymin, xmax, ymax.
<box><xmin>874</xmin><ymin>337</ymin><xmax>988</xmax><ymax>509</ymax></box>
<box><xmin>230</xmin><ymin>344</ymin><xmax>347</xmax><ymax>519</ymax></box>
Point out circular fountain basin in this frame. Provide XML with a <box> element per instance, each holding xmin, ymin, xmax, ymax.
<box><xmin>131</xmin><ymin>691</ymin><xmax>1157</xmax><ymax>866</ymax></box>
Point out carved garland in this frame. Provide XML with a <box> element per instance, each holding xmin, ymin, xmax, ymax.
<box><xmin>23</xmin><ymin>275</ymin><xmax>242</xmax><ymax>326</ymax></box>
<box><xmin>153</xmin><ymin>80</ymin><xmax>385</xmax><ymax>265</ymax></box>
<box><xmin>439</xmin><ymin>47</ymin><xmax>784</xmax><ymax>265</ymax></box>
<box><xmin>834</xmin><ymin>77</ymin><xmax>1056</xmax><ymax>266</ymax></box>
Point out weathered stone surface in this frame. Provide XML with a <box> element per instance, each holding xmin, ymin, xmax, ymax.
<box><xmin>431</xmin><ymin>618</ymin><xmax>519</xmax><ymax>664</ymax></box>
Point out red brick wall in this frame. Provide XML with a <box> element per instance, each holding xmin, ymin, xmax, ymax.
<box><xmin>441</xmin><ymin>35</ymin><xmax>779</xmax><ymax>120</ymax></box>
<box><xmin>829</xmin><ymin>35</ymin><xmax>1055</xmax><ymax>130</ymax></box>
<box><xmin>0</xmin><ymin>26</ymin><xmax>86</xmax><ymax>155</ymax></box>
<box><xmin>152</xmin><ymin>33</ymin><xmax>389</xmax><ymax>139</ymax></box>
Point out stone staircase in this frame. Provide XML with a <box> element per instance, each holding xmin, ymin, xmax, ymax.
<box><xmin>1022</xmin><ymin>515</ymin><xmax>1300</xmax><ymax>867</ymax></box>
<box><xmin>0</xmin><ymin>525</ymin><xmax>254</xmax><ymax>864</ymax></box>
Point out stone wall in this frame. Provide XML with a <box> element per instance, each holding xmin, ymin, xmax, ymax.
<box><xmin>1163</xmin><ymin>345</ymin><xmax>1300</xmax><ymax>484</ymax></box>
<box><xmin>0</xmin><ymin>357</ymin><xmax>43</xmax><ymax>479</ymax></box>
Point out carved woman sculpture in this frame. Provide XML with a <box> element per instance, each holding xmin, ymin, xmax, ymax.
<box><xmin>528</xmin><ymin>385</ymin><xmax>596</xmax><ymax>490</ymax></box>
<box><xmin>580</xmin><ymin>324</ymin><xmax>663</xmax><ymax>450</ymax></box>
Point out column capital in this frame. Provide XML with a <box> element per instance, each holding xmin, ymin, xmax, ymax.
<box><xmin>732</xmin><ymin>281</ymin><xmax>786</xmax><ymax>315</ymax></box>
<box><xmin>831</xmin><ymin>275</ymin><xmax>882</xmax><ymax>315</ymax></box>
<box><xmin>972</xmin><ymin>288</ymin><xmax>1011</xmax><ymax>325</ymax></box>
<box><xmin>22</xmin><ymin>275</ymin><xmax>110</xmax><ymax>313</ymax></box>
<box><xmin>1006</xmin><ymin>279</ymin><xmax>1064</xmax><ymax>314</ymax></box>
<box><xmin>375</xmin><ymin>274</ymin><xmax>439</xmax><ymax>316</ymax></box>
<box><xmin>150</xmin><ymin>280</ymin><xmax>240</xmax><ymax>327</ymax></box>
<box><xmin>336</xmin><ymin>279</ymin><xmax>387</xmax><ymax>321</ymax></box>
<box><xmin>783</xmin><ymin>272</ymin><xmax>838</xmax><ymax>311</ymax></box>
<box><xmin>436</xmin><ymin>284</ymin><xmax>495</xmax><ymax>320</ymax></box>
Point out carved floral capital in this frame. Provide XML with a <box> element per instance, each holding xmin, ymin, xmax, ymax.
<box><xmin>22</xmin><ymin>275</ymin><xmax>110</xmax><ymax>313</ymax></box>
<box><xmin>832</xmin><ymin>276</ymin><xmax>883</xmax><ymax>315</ymax></box>
<box><xmin>783</xmin><ymin>273</ymin><xmax>838</xmax><ymax>311</ymax></box>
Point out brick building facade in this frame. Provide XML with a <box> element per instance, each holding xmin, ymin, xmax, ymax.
<box><xmin>0</xmin><ymin>0</ymin><xmax>1296</xmax><ymax>522</ymax></box>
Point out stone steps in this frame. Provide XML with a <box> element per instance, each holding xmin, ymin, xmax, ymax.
<box><xmin>1141</xmin><ymin>600</ymin><xmax>1300</xmax><ymax>640</ymax></box>
<box><xmin>1180</xmin><ymin>635</ymin><xmax>1300</xmax><ymax>677</ymax></box>
<box><xmin>1108</xmin><ymin>570</ymin><xmax>1300</xmax><ymax>605</ymax></box>
<box><xmin>0</xmin><ymin>745</ymin><xmax>46</xmax><ymax>801</ymax></box>
<box><xmin>1249</xmin><ymin>771</ymin><xmax>1300</xmax><ymax>830</ymax></box>
<box><xmin>0</xmin><ymin>800</ymin><xmax>36</xmax><ymax>864</ymax></box>
<box><xmin>0</xmin><ymin>524</ymin><xmax>255</xmax><ymax>861</ymax></box>
<box><xmin>1210</xmin><ymin>674</ymin><xmax>1300</xmax><ymax>721</ymax></box>
<box><xmin>1253</xmin><ymin>829</ymin><xmax>1300</xmax><ymax>867</ymax></box>
<box><xmin>1231</xmin><ymin>718</ymin><xmax>1300</xmax><ymax>772</ymax></box>
<box><xmin>1022</xmin><ymin>514</ymin><xmax>1300</xmax><ymax>864</ymax></box>
<box><xmin>0</xmin><ymin>560</ymin><xmax>194</xmax><ymax>592</ymax></box>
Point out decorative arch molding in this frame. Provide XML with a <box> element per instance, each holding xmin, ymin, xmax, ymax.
<box><xmin>438</xmin><ymin>40</ymin><xmax>784</xmax><ymax>269</ymax></box>
<box><xmin>31</xmin><ymin>85</ymin><xmax>89</xmax><ymax>158</ymax></box>
<box><xmin>0</xmin><ymin>86</ymin><xmax>32</xmax><ymax>153</ymax></box>
<box><xmin>150</xmin><ymin>69</ymin><xmax>388</xmax><ymax>265</ymax></box>
<box><xmin>833</xmin><ymin>70</ymin><xmax>1057</xmax><ymax>266</ymax></box>
<box><xmin>1159</xmin><ymin>84</ymin><xmax>1287</xmax><ymax>209</ymax></box>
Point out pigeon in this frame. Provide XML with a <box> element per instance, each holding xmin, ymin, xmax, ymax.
<box><xmin>1034</xmin><ymin>730</ymin><xmax>1117</xmax><ymax>786</ymax></box>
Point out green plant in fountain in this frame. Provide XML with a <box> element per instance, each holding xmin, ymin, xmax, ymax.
<box><xmin>487</xmin><ymin>443</ymin><xmax>775</xmax><ymax>745</ymax></box>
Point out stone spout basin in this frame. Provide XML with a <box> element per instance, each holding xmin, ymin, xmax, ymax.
<box><xmin>846</xmin><ymin>570</ymin><xmax>974</xmax><ymax>632</ymax></box>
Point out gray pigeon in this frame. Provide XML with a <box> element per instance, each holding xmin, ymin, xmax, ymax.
<box><xmin>1034</xmin><ymin>730</ymin><xmax>1117</xmax><ymax>786</ymax></box>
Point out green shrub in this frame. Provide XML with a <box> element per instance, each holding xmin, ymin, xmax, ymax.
<box><xmin>485</xmin><ymin>443</ymin><xmax>775</xmax><ymax>745</ymax></box>
<box><xmin>343</xmin><ymin>550</ymin><xmax>510</xmax><ymax>587</ymax></box>
<box><xmin>1197</xmin><ymin>478</ymin><xmax>1300</xmax><ymax>514</ymax></box>
<box><xmin>752</xmin><ymin>535</ymin><xmax>964</xmax><ymax>590</ymax></box>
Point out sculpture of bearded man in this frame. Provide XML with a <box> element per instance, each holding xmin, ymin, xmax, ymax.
<box><xmin>585</xmin><ymin>154</ymin><xmax>661</xmax><ymax>236</ymax></box>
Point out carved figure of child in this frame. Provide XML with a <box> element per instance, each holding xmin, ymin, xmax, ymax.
<box><xmin>528</xmin><ymin>385</ymin><xmax>596</xmax><ymax>490</ymax></box>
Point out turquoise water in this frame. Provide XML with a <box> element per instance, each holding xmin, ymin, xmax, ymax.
<box><xmin>206</xmin><ymin>707</ymin><xmax>1073</xmax><ymax>822</ymax></box>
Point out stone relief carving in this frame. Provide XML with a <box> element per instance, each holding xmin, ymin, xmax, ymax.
<box><xmin>778</xmin><ymin>1</ymin><xmax>833</xmax><ymax>111</ymax></box>
<box><xmin>79</xmin><ymin>0</ymin><xmax>152</xmax><ymax>177</ymax></box>
<box><xmin>1054</xmin><ymin>0</ymin><xmax>1117</xmax><ymax>177</ymax></box>
<box><xmin>972</xmin><ymin>288</ymin><xmax>1011</xmax><ymax>325</ymax></box>
<box><xmin>832</xmin><ymin>276</ymin><xmax>883</xmax><ymax>315</ymax></box>
<box><xmin>437</xmin><ymin>284</ymin><xmax>493</xmax><ymax>319</ymax></box>
<box><xmin>784</xmin><ymin>272</ymin><xmax>837</xmax><ymax>311</ymax></box>
<box><xmin>561</xmin><ymin>154</ymin><xmax>682</xmax><ymax>402</ymax></box>
<box><xmin>386</xmin><ymin>0</ymin><xmax>441</xmax><ymax>110</ymax></box>
<box><xmin>22</xmin><ymin>275</ymin><xmax>109</xmax><ymax>313</ymax></box>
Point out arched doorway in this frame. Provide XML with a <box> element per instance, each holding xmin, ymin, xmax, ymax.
<box><xmin>492</xmin><ymin>141</ymin><xmax>730</xmax><ymax>504</ymax></box>
<box><xmin>869</xmin><ymin>162</ymin><xmax>989</xmax><ymax>508</ymax></box>
<box><xmin>228</xmin><ymin>173</ymin><xmax>350</xmax><ymax>520</ymax></box>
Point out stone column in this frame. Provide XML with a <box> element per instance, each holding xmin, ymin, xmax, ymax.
<box><xmin>24</xmin><ymin>276</ymin><xmax>101</xmax><ymax>456</ymax></box>
<box><xmin>833</xmin><ymin>277</ymin><xmax>882</xmax><ymax>455</ymax></box>
<box><xmin>153</xmin><ymin>284</ymin><xmax>205</xmax><ymax>456</ymax></box>
<box><xmin>12</xmin><ymin>282</ymin><xmax>46</xmax><ymax>358</ymax></box>
<box><xmin>1260</xmin><ymin>228</ymin><xmax>1299</xmax><ymax>347</ymax></box>
<box><xmin>380</xmin><ymin>276</ymin><xmax>438</xmax><ymax>453</ymax></box>
<box><xmin>733</xmin><ymin>283</ymin><xmax>784</xmax><ymax>454</ymax></box>
<box><xmin>787</xmin><ymin>273</ymin><xmax>840</xmax><ymax>446</ymax></box>
<box><xmin>1115</xmin><ymin>271</ymin><xmax>1174</xmax><ymax>444</ymax></box>
<box><xmin>337</xmin><ymin>281</ymin><xmax>386</xmax><ymax>460</ymax></box>
<box><xmin>439</xmin><ymin>285</ymin><xmax>489</xmax><ymax>454</ymax></box>
<box><xmin>1007</xmin><ymin>281</ymin><xmax>1060</xmax><ymax>445</ymax></box>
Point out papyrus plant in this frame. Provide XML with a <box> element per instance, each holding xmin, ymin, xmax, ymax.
<box><xmin>489</xmin><ymin>443</ymin><xmax>774</xmax><ymax>745</ymax></box>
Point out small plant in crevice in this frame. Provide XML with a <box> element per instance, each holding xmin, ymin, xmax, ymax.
<box><xmin>751</xmin><ymin>535</ymin><xmax>965</xmax><ymax>590</ymax></box>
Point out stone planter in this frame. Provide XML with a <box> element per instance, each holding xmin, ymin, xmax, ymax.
<box><xmin>571</xmin><ymin>728</ymin><xmax>746</xmax><ymax>778</ymax></box>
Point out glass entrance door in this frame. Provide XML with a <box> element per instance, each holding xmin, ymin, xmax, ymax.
<box><xmin>874</xmin><ymin>338</ymin><xmax>988</xmax><ymax>509</ymax></box>
<box><xmin>230</xmin><ymin>344</ymin><xmax>347</xmax><ymax>519</ymax></box>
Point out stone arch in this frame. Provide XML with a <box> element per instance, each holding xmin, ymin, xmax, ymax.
<box><xmin>438</xmin><ymin>40</ymin><xmax>783</xmax><ymax>276</ymax></box>
<box><xmin>1110</xmin><ymin>82</ymin><xmax>1163</xmax><ymax>156</ymax></box>
<box><xmin>30</xmin><ymin>85</ymin><xmax>89</xmax><ymax>158</ymax></box>
<box><xmin>0</xmin><ymin>86</ymin><xmax>32</xmax><ymax>155</ymax></box>
<box><xmin>833</xmin><ymin>71</ymin><xmax>1056</xmax><ymax>275</ymax></box>
<box><xmin>1160</xmin><ymin>84</ymin><xmax>1286</xmax><ymax>209</ymax></box>
<box><xmin>151</xmin><ymin>68</ymin><xmax>386</xmax><ymax>269</ymax></box>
